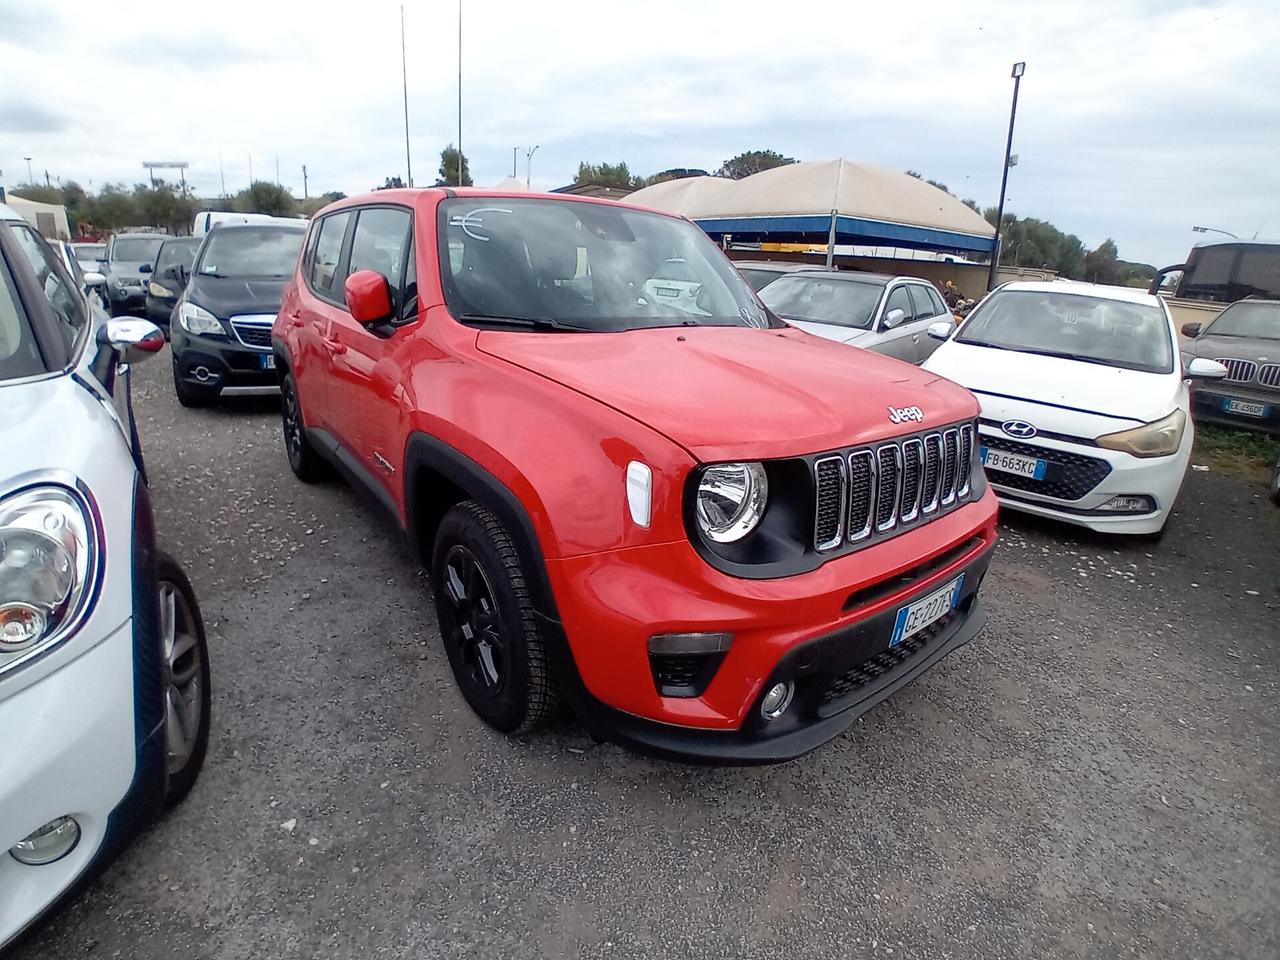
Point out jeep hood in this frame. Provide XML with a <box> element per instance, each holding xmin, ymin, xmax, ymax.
<box><xmin>477</xmin><ymin>326</ymin><xmax>978</xmax><ymax>461</ymax></box>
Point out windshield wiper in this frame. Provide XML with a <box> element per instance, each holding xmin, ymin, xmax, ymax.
<box><xmin>1018</xmin><ymin>348</ymin><xmax>1117</xmax><ymax>367</ymax></box>
<box><xmin>456</xmin><ymin>312</ymin><xmax>590</xmax><ymax>332</ymax></box>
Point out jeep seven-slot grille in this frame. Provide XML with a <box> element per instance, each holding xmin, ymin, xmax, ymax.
<box><xmin>814</xmin><ymin>422</ymin><xmax>976</xmax><ymax>552</ymax></box>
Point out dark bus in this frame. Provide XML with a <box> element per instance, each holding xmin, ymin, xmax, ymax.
<box><xmin>1152</xmin><ymin>238</ymin><xmax>1280</xmax><ymax>303</ymax></box>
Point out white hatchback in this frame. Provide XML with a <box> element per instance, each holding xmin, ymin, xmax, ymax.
<box><xmin>922</xmin><ymin>280</ymin><xmax>1227</xmax><ymax>535</ymax></box>
<box><xmin>0</xmin><ymin>203</ymin><xmax>212</xmax><ymax>948</ymax></box>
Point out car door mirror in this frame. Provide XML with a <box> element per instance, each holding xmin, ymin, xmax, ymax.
<box><xmin>1186</xmin><ymin>357</ymin><xmax>1228</xmax><ymax>380</ymax></box>
<box><xmin>883</xmin><ymin>307</ymin><xmax>907</xmax><ymax>330</ymax></box>
<box><xmin>83</xmin><ymin>271</ymin><xmax>106</xmax><ymax>287</ymax></box>
<box><xmin>1180</xmin><ymin>322</ymin><xmax>1202</xmax><ymax>338</ymax></box>
<box><xmin>100</xmin><ymin>318</ymin><xmax>165</xmax><ymax>363</ymax></box>
<box><xmin>139</xmin><ymin>262</ymin><xmax>152</xmax><ymax>274</ymax></box>
<box><xmin>345</xmin><ymin>269</ymin><xmax>393</xmax><ymax>325</ymax></box>
<box><xmin>927</xmin><ymin>320</ymin><xmax>954</xmax><ymax>341</ymax></box>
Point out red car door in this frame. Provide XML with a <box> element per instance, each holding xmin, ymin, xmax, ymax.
<box><xmin>290</xmin><ymin>209</ymin><xmax>354</xmax><ymax>431</ymax></box>
<box><xmin>324</xmin><ymin>205</ymin><xmax>417</xmax><ymax>505</ymax></box>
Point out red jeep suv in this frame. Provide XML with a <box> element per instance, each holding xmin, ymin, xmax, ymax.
<box><xmin>272</xmin><ymin>189</ymin><xmax>998</xmax><ymax>762</ymax></box>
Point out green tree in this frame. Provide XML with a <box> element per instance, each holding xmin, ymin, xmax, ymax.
<box><xmin>80</xmin><ymin>183</ymin><xmax>138</xmax><ymax>231</ymax></box>
<box><xmin>299</xmin><ymin>191</ymin><xmax>349</xmax><ymax>217</ymax></box>
<box><xmin>436</xmin><ymin>145</ymin><xmax>472</xmax><ymax>187</ymax></box>
<box><xmin>574</xmin><ymin>161</ymin><xmax>637</xmax><ymax>189</ymax></box>
<box><xmin>235</xmin><ymin>181</ymin><xmax>296</xmax><ymax>216</ymax></box>
<box><xmin>1084</xmin><ymin>239</ymin><xmax>1122</xmax><ymax>285</ymax></box>
<box><xmin>717</xmin><ymin>150</ymin><xmax>796</xmax><ymax>180</ymax></box>
<box><xmin>636</xmin><ymin>167</ymin><xmax>709</xmax><ymax>188</ymax></box>
<box><xmin>132</xmin><ymin>182</ymin><xmax>199</xmax><ymax>234</ymax></box>
<box><xmin>986</xmin><ymin>208</ymin><xmax>1087</xmax><ymax>279</ymax></box>
<box><xmin>377</xmin><ymin>176</ymin><xmax>405</xmax><ymax>190</ymax></box>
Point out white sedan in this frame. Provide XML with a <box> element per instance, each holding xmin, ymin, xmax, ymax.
<box><xmin>922</xmin><ymin>280</ymin><xmax>1226</xmax><ymax>536</ymax></box>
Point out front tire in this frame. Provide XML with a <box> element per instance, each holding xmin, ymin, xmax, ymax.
<box><xmin>280</xmin><ymin>371</ymin><xmax>330</xmax><ymax>482</ymax></box>
<box><xmin>156</xmin><ymin>552</ymin><xmax>211</xmax><ymax>808</ymax></box>
<box><xmin>431</xmin><ymin>501</ymin><xmax>559</xmax><ymax>734</ymax></box>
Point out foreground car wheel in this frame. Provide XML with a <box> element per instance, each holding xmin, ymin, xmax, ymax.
<box><xmin>280</xmin><ymin>372</ymin><xmax>329</xmax><ymax>482</ymax></box>
<box><xmin>431</xmin><ymin>501</ymin><xmax>559</xmax><ymax>734</ymax></box>
<box><xmin>157</xmin><ymin>552</ymin><xmax>211</xmax><ymax>807</ymax></box>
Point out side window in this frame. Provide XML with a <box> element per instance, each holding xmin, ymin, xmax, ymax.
<box><xmin>883</xmin><ymin>285</ymin><xmax>912</xmax><ymax>327</ymax></box>
<box><xmin>908</xmin><ymin>284</ymin><xmax>940</xmax><ymax>321</ymax></box>
<box><xmin>308</xmin><ymin>211</ymin><xmax>351</xmax><ymax>300</ymax></box>
<box><xmin>11</xmin><ymin>226</ymin><xmax>86</xmax><ymax>354</ymax></box>
<box><xmin>928</xmin><ymin>285</ymin><xmax>948</xmax><ymax>316</ymax></box>
<box><xmin>347</xmin><ymin>207</ymin><xmax>412</xmax><ymax>314</ymax></box>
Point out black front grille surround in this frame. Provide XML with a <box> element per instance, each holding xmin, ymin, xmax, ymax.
<box><xmin>814</xmin><ymin>421</ymin><xmax>979</xmax><ymax>554</ymax></box>
<box><xmin>1218</xmin><ymin>358</ymin><xmax>1258</xmax><ymax>383</ymax></box>
<box><xmin>818</xmin><ymin>612</ymin><xmax>957</xmax><ymax>714</ymax></box>
<box><xmin>980</xmin><ymin>433</ymin><xmax>1112</xmax><ymax>502</ymax></box>
<box><xmin>230</xmin><ymin>318</ymin><xmax>274</xmax><ymax>350</ymax></box>
<box><xmin>1258</xmin><ymin>363</ymin><xmax>1280</xmax><ymax>389</ymax></box>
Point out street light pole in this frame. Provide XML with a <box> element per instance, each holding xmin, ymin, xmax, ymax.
<box><xmin>988</xmin><ymin>61</ymin><xmax>1025</xmax><ymax>291</ymax></box>
<box><xmin>23</xmin><ymin>157</ymin><xmax>33</xmax><ymax>184</ymax></box>
<box><xmin>401</xmin><ymin>4</ymin><xmax>412</xmax><ymax>187</ymax></box>
<box><xmin>1191</xmin><ymin>225</ymin><xmax>1238</xmax><ymax>240</ymax></box>
<box><xmin>525</xmin><ymin>145</ymin><xmax>539</xmax><ymax>189</ymax></box>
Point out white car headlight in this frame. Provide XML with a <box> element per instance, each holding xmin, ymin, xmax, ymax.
<box><xmin>0</xmin><ymin>485</ymin><xmax>98</xmax><ymax>672</ymax></box>
<box><xmin>695</xmin><ymin>462</ymin><xmax>768</xmax><ymax>543</ymax></box>
<box><xmin>178</xmin><ymin>301</ymin><xmax>224</xmax><ymax>336</ymax></box>
<box><xmin>1096</xmin><ymin>409</ymin><xmax>1187</xmax><ymax>458</ymax></box>
<box><xmin>148</xmin><ymin>281</ymin><xmax>171</xmax><ymax>297</ymax></box>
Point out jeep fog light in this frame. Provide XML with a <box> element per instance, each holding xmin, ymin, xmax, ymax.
<box><xmin>11</xmin><ymin>816</ymin><xmax>80</xmax><ymax>865</ymax></box>
<box><xmin>760</xmin><ymin>681</ymin><xmax>795</xmax><ymax>721</ymax></box>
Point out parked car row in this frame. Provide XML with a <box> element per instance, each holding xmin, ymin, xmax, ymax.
<box><xmin>2</xmin><ymin>185</ymin><xmax>1268</xmax><ymax>950</ymax></box>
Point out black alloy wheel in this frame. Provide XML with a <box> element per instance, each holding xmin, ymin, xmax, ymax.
<box><xmin>431</xmin><ymin>501</ymin><xmax>558</xmax><ymax>734</ymax></box>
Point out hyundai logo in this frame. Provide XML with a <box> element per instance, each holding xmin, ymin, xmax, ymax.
<box><xmin>1001</xmin><ymin>420</ymin><xmax>1037</xmax><ymax>439</ymax></box>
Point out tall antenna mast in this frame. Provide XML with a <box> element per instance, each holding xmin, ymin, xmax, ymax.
<box><xmin>401</xmin><ymin>4</ymin><xmax>413</xmax><ymax>186</ymax></box>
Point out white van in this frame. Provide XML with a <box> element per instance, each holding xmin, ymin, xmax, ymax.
<box><xmin>192</xmin><ymin>211</ymin><xmax>304</xmax><ymax>237</ymax></box>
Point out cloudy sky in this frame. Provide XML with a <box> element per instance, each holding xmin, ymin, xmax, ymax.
<box><xmin>2</xmin><ymin>0</ymin><xmax>1276</xmax><ymax>266</ymax></box>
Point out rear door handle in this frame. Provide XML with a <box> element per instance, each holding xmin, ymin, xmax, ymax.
<box><xmin>322</xmin><ymin>338</ymin><xmax>347</xmax><ymax>356</ymax></box>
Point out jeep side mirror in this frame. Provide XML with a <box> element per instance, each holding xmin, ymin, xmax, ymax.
<box><xmin>883</xmin><ymin>307</ymin><xmax>907</xmax><ymax>330</ymax></box>
<box><xmin>345</xmin><ymin>269</ymin><xmax>393</xmax><ymax>325</ymax></box>
<box><xmin>100</xmin><ymin>318</ymin><xmax>165</xmax><ymax>364</ymax></box>
<box><xmin>1186</xmin><ymin>357</ymin><xmax>1227</xmax><ymax>380</ymax></box>
<box><xmin>1181</xmin><ymin>322</ymin><xmax>1202</xmax><ymax>338</ymax></box>
<box><xmin>927</xmin><ymin>320</ymin><xmax>953</xmax><ymax>341</ymax></box>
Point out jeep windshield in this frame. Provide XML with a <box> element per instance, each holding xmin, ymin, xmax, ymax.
<box><xmin>957</xmin><ymin>289</ymin><xmax>1174</xmax><ymax>374</ymax></box>
<box><xmin>438</xmin><ymin>197</ymin><xmax>772</xmax><ymax>332</ymax></box>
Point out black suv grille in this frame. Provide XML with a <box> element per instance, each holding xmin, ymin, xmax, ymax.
<box><xmin>980</xmin><ymin>434</ymin><xmax>1112</xmax><ymax>501</ymax></box>
<box><xmin>230</xmin><ymin>319</ymin><xmax>273</xmax><ymax>349</ymax></box>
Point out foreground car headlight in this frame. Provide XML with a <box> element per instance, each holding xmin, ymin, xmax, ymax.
<box><xmin>148</xmin><ymin>281</ymin><xmax>171</xmax><ymax>297</ymax></box>
<box><xmin>178</xmin><ymin>301</ymin><xmax>223</xmax><ymax>336</ymax></box>
<box><xmin>0</xmin><ymin>486</ymin><xmax>97</xmax><ymax>670</ymax></box>
<box><xmin>1096</xmin><ymin>409</ymin><xmax>1186</xmax><ymax>459</ymax></box>
<box><xmin>695</xmin><ymin>462</ymin><xmax>768</xmax><ymax>543</ymax></box>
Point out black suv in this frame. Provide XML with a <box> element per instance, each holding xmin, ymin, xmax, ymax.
<box><xmin>170</xmin><ymin>223</ymin><xmax>306</xmax><ymax>406</ymax></box>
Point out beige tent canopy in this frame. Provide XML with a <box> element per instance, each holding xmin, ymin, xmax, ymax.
<box><xmin>490</xmin><ymin>176</ymin><xmax>531</xmax><ymax>192</ymax></box>
<box><xmin>627</xmin><ymin>159</ymin><xmax>995</xmax><ymax>254</ymax></box>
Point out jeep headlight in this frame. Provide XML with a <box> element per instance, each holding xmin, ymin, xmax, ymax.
<box><xmin>0</xmin><ymin>486</ymin><xmax>97</xmax><ymax>672</ymax></box>
<box><xmin>1096</xmin><ymin>409</ymin><xmax>1186</xmax><ymax>458</ymax></box>
<box><xmin>695</xmin><ymin>462</ymin><xmax>768</xmax><ymax>543</ymax></box>
<box><xmin>178</xmin><ymin>301</ymin><xmax>223</xmax><ymax>336</ymax></box>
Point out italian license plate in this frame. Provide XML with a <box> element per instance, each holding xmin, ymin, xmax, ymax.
<box><xmin>1223</xmin><ymin>397</ymin><xmax>1268</xmax><ymax>418</ymax></box>
<box><xmin>259</xmin><ymin>353</ymin><xmax>276</xmax><ymax>370</ymax></box>
<box><xmin>980</xmin><ymin>446</ymin><xmax>1047</xmax><ymax>479</ymax></box>
<box><xmin>891</xmin><ymin>574</ymin><xmax>965</xmax><ymax>647</ymax></box>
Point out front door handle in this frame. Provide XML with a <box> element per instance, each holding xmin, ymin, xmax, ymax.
<box><xmin>287</xmin><ymin>313</ymin><xmax>305</xmax><ymax>328</ymax></box>
<box><xmin>322</xmin><ymin>338</ymin><xmax>347</xmax><ymax>356</ymax></box>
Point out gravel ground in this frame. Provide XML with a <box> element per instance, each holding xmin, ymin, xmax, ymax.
<box><xmin>12</xmin><ymin>355</ymin><xmax>1280</xmax><ymax>960</ymax></box>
